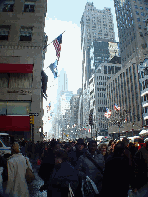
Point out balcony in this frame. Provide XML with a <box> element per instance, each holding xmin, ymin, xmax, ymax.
<box><xmin>142</xmin><ymin>100</ymin><xmax>148</xmax><ymax>108</ymax></box>
<box><xmin>143</xmin><ymin>112</ymin><xmax>148</xmax><ymax>120</ymax></box>
<box><xmin>141</xmin><ymin>88</ymin><xmax>148</xmax><ymax>97</ymax></box>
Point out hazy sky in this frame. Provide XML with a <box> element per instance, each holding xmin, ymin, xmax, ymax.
<box><xmin>43</xmin><ymin>0</ymin><xmax>119</xmax><ymax>113</ymax></box>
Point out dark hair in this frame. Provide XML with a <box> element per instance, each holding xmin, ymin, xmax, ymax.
<box><xmin>55</xmin><ymin>149</ymin><xmax>68</xmax><ymax>162</ymax></box>
<box><xmin>108</xmin><ymin>140</ymin><xmax>114</xmax><ymax>146</ymax></box>
<box><xmin>88</xmin><ymin>140</ymin><xmax>97</xmax><ymax>147</ymax></box>
<box><xmin>114</xmin><ymin>141</ymin><xmax>125</xmax><ymax>156</ymax></box>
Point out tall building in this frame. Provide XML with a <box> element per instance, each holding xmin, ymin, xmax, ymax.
<box><xmin>90</xmin><ymin>40</ymin><xmax>119</xmax><ymax>71</ymax></box>
<box><xmin>138</xmin><ymin>58</ymin><xmax>148</xmax><ymax>126</ymax></box>
<box><xmin>114</xmin><ymin>0</ymin><xmax>148</xmax><ymax>66</ymax></box>
<box><xmin>106</xmin><ymin>58</ymin><xmax>143</xmax><ymax>135</ymax></box>
<box><xmin>89</xmin><ymin>57</ymin><xmax>122</xmax><ymax>136</ymax></box>
<box><xmin>81</xmin><ymin>2</ymin><xmax>115</xmax><ymax>88</ymax></box>
<box><xmin>0</xmin><ymin>0</ymin><xmax>47</xmax><ymax>142</ymax></box>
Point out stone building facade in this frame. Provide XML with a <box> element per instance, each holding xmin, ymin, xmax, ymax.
<box><xmin>0</xmin><ymin>0</ymin><xmax>47</xmax><ymax>142</ymax></box>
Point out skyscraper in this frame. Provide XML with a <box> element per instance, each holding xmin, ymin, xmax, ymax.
<box><xmin>114</xmin><ymin>0</ymin><xmax>148</xmax><ymax>66</ymax></box>
<box><xmin>81</xmin><ymin>2</ymin><xmax>115</xmax><ymax>88</ymax></box>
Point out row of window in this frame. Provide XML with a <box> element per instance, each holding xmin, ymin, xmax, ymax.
<box><xmin>0</xmin><ymin>1</ymin><xmax>35</xmax><ymax>13</ymax></box>
<box><xmin>98</xmin><ymin>99</ymin><xmax>107</xmax><ymax>105</ymax></box>
<box><xmin>0</xmin><ymin>25</ymin><xmax>33</xmax><ymax>41</ymax></box>
<box><xmin>98</xmin><ymin>93</ymin><xmax>106</xmax><ymax>98</ymax></box>
<box><xmin>0</xmin><ymin>73</ymin><xmax>32</xmax><ymax>88</ymax></box>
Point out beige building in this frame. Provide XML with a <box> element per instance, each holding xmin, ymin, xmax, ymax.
<box><xmin>0</xmin><ymin>0</ymin><xmax>47</xmax><ymax>142</ymax></box>
<box><xmin>89</xmin><ymin>57</ymin><xmax>122</xmax><ymax>136</ymax></box>
<box><xmin>106</xmin><ymin>58</ymin><xmax>143</xmax><ymax>135</ymax></box>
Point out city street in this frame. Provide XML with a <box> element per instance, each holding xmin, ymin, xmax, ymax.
<box><xmin>0</xmin><ymin>160</ymin><xmax>47</xmax><ymax>197</ymax></box>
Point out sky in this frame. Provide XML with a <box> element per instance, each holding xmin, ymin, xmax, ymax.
<box><xmin>43</xmin><ymin>0</ymin><xmax>119</xmax><ymax>128</ymax></box>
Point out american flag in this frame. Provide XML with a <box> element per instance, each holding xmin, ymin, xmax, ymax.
<box><xmin>114</xmin><ymin>103</ymin><xmax>120</xmax><ymax>111</ymax></box>
<box><xmin>104</xmin><ymin>108</ymin><xmax>111</xmax><ymax>118</ymax></box>
<box><xmin>53</xmin><ymin>34</ymin><xmax>62</xmax><ymax>61</ymax></box>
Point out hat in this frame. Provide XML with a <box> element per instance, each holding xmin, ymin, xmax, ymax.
<box><xmin>77</xmin><ymin>138</ymin><xmax>85</xmax><ymax>145</ymax></box>
<box><xmin>11</xmin><ymin>142</ymin><xmax>20</xmax><ymax>153</ymax></box>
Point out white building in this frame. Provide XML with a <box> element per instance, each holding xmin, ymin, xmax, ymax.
<box><xmin>89</xmin><ymin>57</ymin><xmax>122</xmax><ymax>136</ymax></box>
<box><xmin>139</xmin><ymin>58</ymin><xmax>148</xmax><ymax>126</ymax></box>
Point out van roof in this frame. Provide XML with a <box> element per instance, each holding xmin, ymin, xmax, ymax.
<box><xmin>0</xmin><ymin>133</ymin><xmax>9</xmax><ymax>135</ymax></box>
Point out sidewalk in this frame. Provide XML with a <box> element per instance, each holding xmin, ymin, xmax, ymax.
<box><xmin>28</xmin><ymin>157</ymin><xmax>47</xmax><ymax>197</ymax></box>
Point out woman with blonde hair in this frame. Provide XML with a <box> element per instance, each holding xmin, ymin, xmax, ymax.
<box><xmin>4</xmin><ymin>142</ymin><xmax>33</xmax><ymax>197</ymax></box>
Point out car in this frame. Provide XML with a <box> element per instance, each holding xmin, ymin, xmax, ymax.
<box><xmin>0</xmin><ymin>139</ymin><xmax>11</xmax><ymax>156</ymax></box>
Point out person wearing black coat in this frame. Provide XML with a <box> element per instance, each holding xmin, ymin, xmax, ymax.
<box><xmin>38</xmin><ymin>140</ymin><xmax>59</xmax><ymax>191</ymax></box>
<box><xmin>47</xmin><ymin>149</ymin><xmax>78</xmax><ymax>197</ymax></box>
<box><xmin>99</xmin><ymin>141</ymin><xmax>131</xmax><ymax>197</ymax></box>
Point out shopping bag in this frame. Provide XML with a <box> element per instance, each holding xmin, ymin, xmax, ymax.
<box><xmin>81</xmin><ymin>176</ymin><xmax>99</xmax><ymax>197</ymax></box>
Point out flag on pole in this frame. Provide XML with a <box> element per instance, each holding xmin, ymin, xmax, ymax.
<box><xmin>114</xmin><ymin>103</ymin><xmax>120</xmax><ymax>111</ymax></box>
<box><xmin>53</xmin><ymin>34</ymin><xmax>62</xmax><ymax>61</ymax></box>
<box><xmin>104</xmin><ymin>108</ymin><xmax>111</xmax><ymax>118</ymax></box>
<box><xmin>49</xmin><ymin>60</ymin><xmax>58</xmax><ymax>78</ymax></box>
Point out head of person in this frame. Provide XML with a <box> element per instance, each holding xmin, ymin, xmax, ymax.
<box><xmin>144</xmin><ymin>139</ymin><xmax>148</xmax><ymax>151</ymax></box>
<box><xmin>76</xmin><ymin>138</ymin><xmax>85</xmax><ymax>151</ymax></box>
<box><xmin>88</xmin><ymin>140</ymin><xmax>97</xmax><ymax>154</ymax></box>
<box><xmin>11</xmin><ymin>142</ymin><xmax>20</xmax><ymax>154</ymax></box>
<box><xmin>122</xmin><ymin>137</ymin><xmax>129</xmax><ymax>147</ymax></box>
<box><xmin>49</xmin><ymin>140</ymin><xmax>59</xmax><ymax>152</ymax></box>
<box><xmin>64</xmin><ymin>143</ymin><xmax>71</xmax><ymax>152</ymax></box>
<box><xmin>114</xmin><ymin>141</ymin><xmax>125</xmax><ymax>157</ymax></box>
<box><xmin>100</xmin><ymin>143</ymin><xmax>108</xmax><ymax>156</ymax></box>
<box><xmin>54</xmin><ymin>149</ymin><xmax>68</xmax><ymax>165</ymax></box>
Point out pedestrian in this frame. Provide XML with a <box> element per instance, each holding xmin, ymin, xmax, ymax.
<box><xmin>131</xmin><ymin>139</ymin><xmax>148</xmax><ymax>196</ymax></box>
<box><xmin>68</xmin><ymin>138</ymin><xmax>86</xmax><ymax>167</ymax></box>
<box><xmin>99</xmin><ymin>141</ymin><xmax>131</xmax><ymax>197</ymax></box>
<box><xmin>99</xmin><ymin>143</ymin><xmax>109</xmax><ymax>162</ymax></box>
<box><xmin>3</xmin><ymin>142</ymin><xmax>33</xmax><ymax>197</ymax></box>
<box><xmin>38</xmin><ymin>139</ymin><xmax>60</xmax><ymax>191</ymax></box>
<box><xmin>47</xmin><ymin>149</ymin><xmax>78</xmax><ymax>197</ymax></box>
<box><xmin>76</xmin><ymin>140</ymin><xmax>105</xmax><ymax>197</ymax></box>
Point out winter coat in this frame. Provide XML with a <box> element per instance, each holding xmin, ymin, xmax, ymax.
<box><xmin>47</xmin><ymin>161</ymin><xmax>78</xmax><ymax>197</ymax></box>
<box><xmin>133</xmin><ymin>147</ymin><xmax>148</xmax><ymax>190</ymax></box>
<box><xmin>68</xmin><ymin>148</ymin><xmax>86</xmax><ymax>167</ymax></box>
<box><xmin>38</xmin><ymin>148</ymin><xmax>55</xmax><ymax>182</ymax></box>
<box><xmin>76</xmin><ymin>150</ymin><xmax>105</xmax><ymax>192</ymax></box>
<box><xmin>4</xmin><ymin>153</ymin><xmax>32</xmax><ymax>197</ymax></box>
<box><xmin>99</xmin><ymin>155</ymin><xmax>130</xmax><ymax>197</ymax></box>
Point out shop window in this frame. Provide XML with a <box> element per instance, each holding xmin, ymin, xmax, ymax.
<box><xmin>0</xmin><ymin>25</ymin><xmax>10</xmax><ymax>40</ymax></box>
<box><xmin>7</xmin><ymin>101</ymin><xmax>31</xmax><ymax>115</ymax></box>
<box><xmin>0</xmin><ymin>102</ymin><xmax>7</xmax><ymax>115</ymax></box>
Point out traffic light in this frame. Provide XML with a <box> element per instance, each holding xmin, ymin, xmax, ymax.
<box><xmin>89</xmin><ymin>113</ymin><xmax>93</xmax><ymax>125</ymax></box>
<box><xmin>30</xmin><ymin>115</ymin><xmax>34</xmax><ymax>124</ymax></box>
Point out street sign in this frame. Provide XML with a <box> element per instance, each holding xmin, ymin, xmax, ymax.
<box><xmin>29</xmin><ymin>113</ymin><xmax>39</xmax><ymax>116</ymax></box>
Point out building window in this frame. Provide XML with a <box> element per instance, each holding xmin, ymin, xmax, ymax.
<box><xmin>0</xmin><ymin>25</ymin><xmax>10</xmax><ymax>40</ymax></box>
<box><xmin>24</xmin><ymin>2</ymin><xmax>35</xmax><ymax>12</ymax></box>
<box><xmin>20</xmin><ymin>26</ymin><xmax>33</xmax><ymax>41</ymax></box>
<box><xmin>1</xmin><ymin>1</ymin><xmax>14</xmax><ymax>12</ymax></box>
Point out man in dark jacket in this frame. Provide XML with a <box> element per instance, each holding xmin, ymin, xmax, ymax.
<box><xmin>68</xmin><ymin>138</ymin><xmax>86</xmax><ymax>167</ymax></box>
<box><xmin>47</xmin><ymin>149</ymin><xmax>78</xmax><ymax>197</ymax></box>
<box><xmin>99</xmin><ymin>141</ymin><xmax>131</xmax><ymax>197</ymax></box>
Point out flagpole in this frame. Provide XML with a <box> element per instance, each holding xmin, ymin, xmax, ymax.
<box><xmin>43</xmin><ymin>31</ymin><xmax>66</xmax><ymax>50</ymax></box>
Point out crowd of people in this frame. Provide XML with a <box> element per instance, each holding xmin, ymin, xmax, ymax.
<box><xmin>0</xmin><ymin>137</ymin><xmax>148</xmax><ymax>197</ymax></box>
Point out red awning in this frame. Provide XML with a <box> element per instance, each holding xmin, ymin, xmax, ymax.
<box><xmin>0</xmin><ymin>63</ymin><xmax>33</xmax><ymax>73</ymax></box>
<box><xmin>0</xmin><ymin>116</ymin><xmax>30</xmax><ymax>131</ymax></box>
